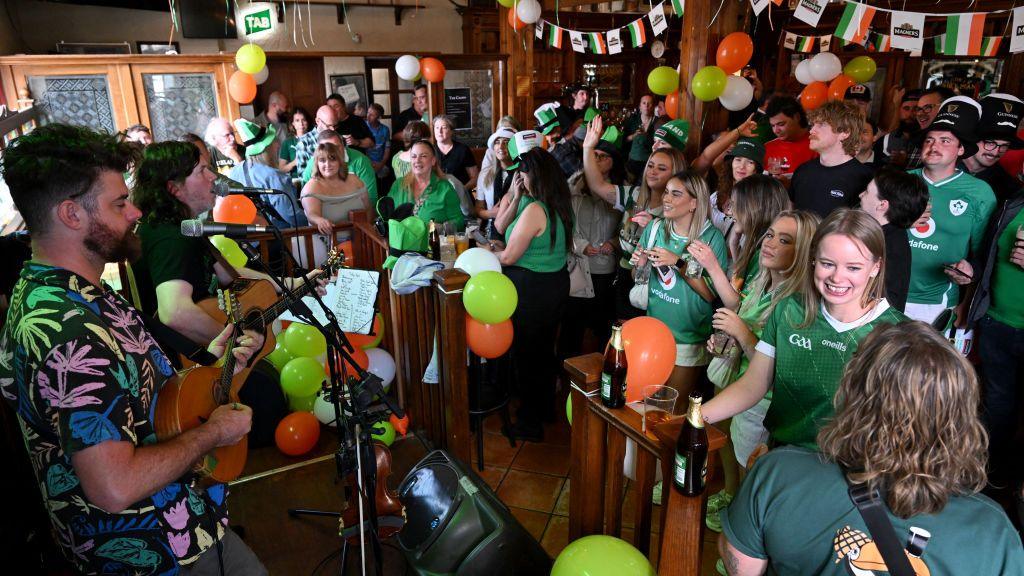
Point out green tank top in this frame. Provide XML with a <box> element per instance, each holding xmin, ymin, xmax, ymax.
<box><xmin>507</xmin><ymin>196</ymin><xmax>567</xmax><ymax>273</ymax></box>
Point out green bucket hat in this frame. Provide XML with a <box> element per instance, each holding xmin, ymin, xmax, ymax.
<box><xmin>507</xmin><ymin>130</ymin><xmax>543</xmax><ymax>170</ymax></box>
<box><xmin>653</xmin><ymin>119</ymin><xmax>690</xmax><ymax>152</ymax></box>
<box><xmin>595</xmin><ymin>125</ymin><xmax>622</xmax><ymax>157</ymax></box>
<box><xmin>534</xmin><ymin>103</ymin><xmax>562</xmax><ymax>135</ymax></box>
<box><xmin>724</xmin><ymin>137</ymin><xmax>766</xmax><ymax>169</ymax></box>
<box><xmin>234</xmin><ymin>118</ymin><xmax>277</xmax><ymax>157</ymax></box>
<box><xmin>382</xmin><ymin>216</ymin><xmax>429</xmax><ymax>270</ymax></box>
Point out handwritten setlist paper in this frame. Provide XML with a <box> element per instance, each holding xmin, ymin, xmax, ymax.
<box><xmin>279</xmin><ymin>269</ymin><xmax>380</xmax><ymax>334</ymax></box>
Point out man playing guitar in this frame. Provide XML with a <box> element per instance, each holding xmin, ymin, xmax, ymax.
<box><xmin>0</xmin><ymin>124</ymin><xmax>266</xmax><ymax>574</ymax></box>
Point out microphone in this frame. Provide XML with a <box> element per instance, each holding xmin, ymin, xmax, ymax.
<box><xmin>181</xmin><ymin>219</ymin><xmax>270</xmax><ymax>239</ymax></box>
<box><xmin>212</xmin><ymin>174</ymin><xmax>284</xmax><ymax>197</ymax></box>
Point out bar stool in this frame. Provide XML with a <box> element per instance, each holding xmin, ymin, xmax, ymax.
<box><xmin>468</xmin><ymin>352</ymin><xmax>515</xmax><ymax>471</ymax></box>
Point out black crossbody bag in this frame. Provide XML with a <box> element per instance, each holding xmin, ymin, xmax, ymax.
<box><xmin>843</xmin><ymin>472</ymin><xmax>916</xmax><ymax>576</ymax></box>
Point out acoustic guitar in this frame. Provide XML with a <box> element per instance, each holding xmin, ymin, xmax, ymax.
<box><xmin>155</xmin><ymin>291</ymin><xmax>250</xmax><ymax>483</ymax></box>
<box><xmin>183</xmin><ymin>249</ymin><xmax>346</xmax><ymax>368</ymax></box>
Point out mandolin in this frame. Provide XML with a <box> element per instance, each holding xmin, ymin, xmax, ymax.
<box><xmin>155</xmin><ymin>291</ymin><xmax>250</xmax><ymax>483</ymax></box>
<box><xmin>183</xmin><ymin>249</ymin><xmax>346</xmax><ymax>368</ymax></box>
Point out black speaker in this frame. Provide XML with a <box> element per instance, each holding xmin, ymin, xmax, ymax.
<box><xmin>398</xmin><ymin>450</ymin><xmax>552</xmax><ymax>576</ymax></box>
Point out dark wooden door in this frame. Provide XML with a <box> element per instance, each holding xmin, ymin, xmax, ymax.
<box><xmin>255</xmin><ymin>57</ymin><xmax>325</xmax><ymax>119</ymax></box>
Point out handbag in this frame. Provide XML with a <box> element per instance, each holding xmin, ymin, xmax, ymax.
<box><xmin>628</xmin><ymin>219</ymin><xmax>662</xmax><ymax>310</ymax></box>
<box><xmin>568</xmin><ymin>248</ymin><xmax>594</xmax><ymax>298</ymax></box>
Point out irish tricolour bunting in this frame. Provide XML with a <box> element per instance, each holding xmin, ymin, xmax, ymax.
<box><xmin>548</xmin><ymin>24</ymin><xmax>564</xmax><ymax>49</ymax></box>
<box><xmin>589</xmin><ymin>32</ymin><xmax>608</xmax><ymax>55</ymax></box>
<box><xmin>627</xmin><ymin>19</ymin><xmax>647</xmax><ymax>48</ymax></box>
<box><xmin>833</xmin><ymin>2</ymin><xmax>875</xmax><ymax>45</ymax></box>
<box><xmin>944</xmin><ymin>13</ymin><xmax>986</xmax><ymax>56</ymax></box>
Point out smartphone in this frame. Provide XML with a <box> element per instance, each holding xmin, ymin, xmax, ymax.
<box><xmin>943</xmin><ymin>264</ymin><xmax>973</xmax><ymax>282</ymax></box>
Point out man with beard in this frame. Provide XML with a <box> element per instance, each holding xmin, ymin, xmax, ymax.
<box><xmin>0</xmin><ymin>124</ymin><xmax>266</xmax><ymax>574</ymax></box>
<box><xmin>905</xmin><ymin>96</ymin><xmax>996</xmax><ymax>324</ymax></box>
<box><xmin>878</xmin><ymin>88</ymin><xmax>920</xmax><ymax>165</ymax></box>
<box><xmin>130</xmin><ymin>141</ymin><xmax>322</xmax><ymax>355</ymax></box>
<box><xmin>962</xmin><ymin>93</ymin><xmax>1024</xmax><ymax>202</ymax></box>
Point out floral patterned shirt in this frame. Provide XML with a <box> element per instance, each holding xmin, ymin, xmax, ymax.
<box><xmin>0</xmin><ymin>262</ymin><xmax>228</xmax><ymax>574</ymax></box>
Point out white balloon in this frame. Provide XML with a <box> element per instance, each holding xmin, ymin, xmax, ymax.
<box><xmin>395</xmin><ymin>54</ymin><xmax>421</xmax><ymax>82</ymax></box>
<box><xmin>366</xmin><ymin>348</ymin><xmax>396</xmax><ymax>392</ymax></box>
<box><xmin>794</xmin><ymin>59</ymin><xmax>814</xmax><ymax>85</ymax></box>
<box><xmin>718</xmin><ymin>76</ymin><xmax>754</xmax><ymax>111</ymax></box>
<box><xmin>809</xmin><ymin>52</ymin><xmax>842</xmax><ymax>83</ymax></box>
<box><xmin>454</xmin><ymin>247</ymin><xmax>502</xmax><ymax>277</ymax></box>
<box><xmin>516</xmin><ymin>0</ymin><xmax>542</xmax><ymax>24</ymax></box>
<box><xmin>253</xmin><ymin>66</ymin><xmax>270</xmax><ymax>85</ymax></box>
<box><xmin>313</xmin><ymin>391</ymin><xmax>339</xmax><ymax>426</ymax></box>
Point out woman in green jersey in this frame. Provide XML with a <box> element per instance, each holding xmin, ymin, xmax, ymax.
<box><xmin>630</xmin><ymin>172</ymin><xmax>726</xmax><ymax>399</ymax></box>
<box><xmin>702</xmin><ymin>209</ymin><xmax>906</xmax><ymax>449</ymax></box>
<box><xmin>692</xmin><ymin>211</ymin><xmax>819</xmax><ymax>536</ymax></box>
<box><xmin>387</xmin><ymin>139</ymin><xmax>465</xmax><ymax>230</ymax></box>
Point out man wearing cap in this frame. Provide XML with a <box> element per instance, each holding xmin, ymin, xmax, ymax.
<box><xmin>905</xmin><ymin>96</ymin><xmax>996</xmax><ymax>324</ymax></box>
<box><xmin>475</xmin><ymin>127</ymin><xmax>518</xmax><ymax>242</ymax></box>
<box><xmin>228</xmin><ymin>119</ymin><xmax>308</xmax><ymax>229</ymax></box>
<box><xmin>624</xmin><ymin>95</ymin><xmax>657</xmax><ymax>180</ymax></box>
<box><xmin>879</xmin><ymin>88</ymin><xmax>921</xmax><ymax>165</ymax></box>
<box><xmin>844</xmin><ymin>83</ymin><xmax>872</xmax><ymax>118</ymax></box>
<box><xmin>763</xmin><ymin>96</ymin><xmax>817</xmax><ymax>181</ymax></box>
<box><xmin>551</xmin><ymin>107</ymin><xmax>598</xmax><ymax>177</ymax></box>
<box><xmin>652</xmin><ymin>119</ymin><xmax>690</xmax><ymax>154</ymax></box>
<box><xmin>900</xmin><ymin>86</ymin><xmax>957</xmax><ymax>170</ymax></box>
<box><xmin>534</xmin><ymin>102</ymin><xmax>565</xmax><ymax>149</ymax></box>
<box><xmin>961</xmin><ymin>93</ymin><xmax>1024</xmax><ymax>202</ymax></box>
<box><xmin>790</xmin><ymin>100</ymin><xmax>874</xmax><ymax>218</ymax></box>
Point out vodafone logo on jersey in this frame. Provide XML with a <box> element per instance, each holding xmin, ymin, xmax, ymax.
<box><xmin>911</xmin><ymin>217</ymin><xmax>936</xmax><ymax>239</ymax></box>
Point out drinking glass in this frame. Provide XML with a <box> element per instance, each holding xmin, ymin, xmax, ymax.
<box><xmin>642</xmin><ymin>385</ymin><xmax>679</xmax><ymax>433</ymax></box>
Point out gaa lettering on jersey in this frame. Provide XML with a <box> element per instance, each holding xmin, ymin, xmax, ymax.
<box><xmin>821</xmin><ymin>339</ymin><xmax>848</xmax><ymax>352</ymax></box>
<box><xmin>788</xmin><ymin>333</ymin><xmax>812</xmax><ymax>350</ymax></box>
<box><xmin>949</xmin><ymin>199</ymin><xmax>968</xmax><ymax>217</ymax></box>
<box><xmin>833</xmin><ymin>525</ymin><xmax>933</xmax><ymax>573</ymax></box>
<box><xmin>910</xmin><ymin>217</ymin><xmax>936</xmax><ymax>239</ymax></box>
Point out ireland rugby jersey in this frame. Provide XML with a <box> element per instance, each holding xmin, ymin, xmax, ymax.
<box><xmin>755</xmin><ymin>296</ymin><xmax>906</xmax><ymax>449</ymax></box>
<box><xmin>906</xmin><ymin>169</ymin><xmax>995</xmax><ymax>305</ymax></box>
<box><xmin>636</xmin><ymin>218</ymin><xmax>727</xmax><ymax>345</ymax></box>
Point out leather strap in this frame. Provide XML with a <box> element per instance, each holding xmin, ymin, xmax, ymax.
<box><xmin>844</xmin><ymin>475</ymin><xmax>916</xmax><ymax>576</ymax></box>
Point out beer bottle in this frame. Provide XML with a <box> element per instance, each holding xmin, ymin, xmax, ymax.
<box><xmin>600</xmin><ymin>322</ymin><xmax>628</xmax><ymax>409</ymax></box>
<box><xmin>428</xmin><ymin>220</ymin><xmax>440</xmax><ymax>260</ymax></box>
<box><xmin>673</xmin><ymin>393</ymin><xmax>708</xmax><ymax>496</ymax></box>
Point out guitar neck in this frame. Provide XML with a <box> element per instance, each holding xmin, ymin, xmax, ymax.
<box><xmin>248</xmin><ymin>270</ymin><xmax>329</xmax><ymax>329</ymax></box>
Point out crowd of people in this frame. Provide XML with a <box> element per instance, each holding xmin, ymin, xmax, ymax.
<box><xmin>2</xmin><ymin>73</ymin><xmax>1024</xmax><ymax>575</ymax></box>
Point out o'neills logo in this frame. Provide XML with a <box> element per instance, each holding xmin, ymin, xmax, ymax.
<box><xmin>800</xmin><ymin>0</ymin><xmax>822</xmax><ymax>14</ymax></box>
<box><xmin>894</xmin><ymin>23</ymin><xmax>920</xmax><ymax>38</ymax></box>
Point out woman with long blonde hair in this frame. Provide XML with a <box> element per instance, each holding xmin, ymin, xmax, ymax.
<box><xmin>702</xmin><ymin>209</ymin><xmax>906</xmax><ymax>449</ymax></box>
<box><xmin>387</xmin><ymin>139</ymin><xmax>464</xmax><ymax>229</ymax></box>
<box><xmin>300</xmin><ymin>141</ymin><xmax>370</xmax><ymax>238</ymax></box>
<box><xmin>630</xmin><ymin>171</ymin><xmax>725</xmax><ymax>398</ymax></box>
<box><xmin>719</xmin><ymin>321</ymin><xmax>1022</xmax><ymax>575</ymax></box>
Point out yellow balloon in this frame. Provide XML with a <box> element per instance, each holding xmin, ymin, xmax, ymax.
<box><xmin>235</xmin><ymin>44</ymin><xmax>266</xmax><ymax>75</ymax></box>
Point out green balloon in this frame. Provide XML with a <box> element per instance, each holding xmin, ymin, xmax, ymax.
<box><xmin>210</xmin><ymin>235</ymin><xmax>248</xmax><ymax>269</ymax></box>
<box><xmin>843</xmin><ymin>56</ymin><xmax>877</xmax><ymax>84</ymax></box>
<box><xmin>463</xmin><ymin>271</ymin><xmax>518</xmax><ymax>325</ymax></box>
<box><xmin>647</xmin><ymin>66</ymin><xmax>679</xmax><ymax>96</ymax></box>
<box><xmin>287</xmin><ymin>391</ymin><xmax>317</xmax><ymax>412</ymax></box>
<box><xmin>552</xmin><ymin>535</ymin><xmax>655</xmax><ymax>576</ymax></box>
<box><xmin>371</xmin><ymin>421</ymin><xmax>396</xmax><ymax>446</ymax></box>
<box><xmin>280</xmin><ymin>356</ymin><xmax>324</xmax><ymax>397</ymax></box>
<box><xmin>266</xmin><ymin>341</ymin><xmax>295</xmax><ymax>373</ymax></box>
<box><xmin>283</xmin><ymin>322</ymin><xmax>327</xmax><ymax>358</ymax></box>
<box><xmin>691</xmin><ymin>66</ymin><xmax>728</xmax><ymax>102</ymax></box>
<box><xmin>497</xmin><ymin>0</ymin><xmax>515</xmax><ymax>6</ymax></box>
<box><xmin>566</xmin><ymin>395</ymin><xmax>572</xmax><ymax>426</ymax></box>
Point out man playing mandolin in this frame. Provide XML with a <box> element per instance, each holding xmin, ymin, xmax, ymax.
<box><xmin>0</xmin><ymin>124</ymin><xmax>268</xmax><ymax>574</ymax></box>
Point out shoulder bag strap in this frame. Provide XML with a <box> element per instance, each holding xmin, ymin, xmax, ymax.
<box><xmin>844</xmin><ymin>473</ymin><xmax>916</xmax><ymax>576</ymax></box>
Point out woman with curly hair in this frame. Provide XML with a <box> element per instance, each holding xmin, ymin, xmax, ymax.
<box><xmin>719</xmin><ymin>321</ymin><xmax>1023</xmax><ymax>575</ymax></box>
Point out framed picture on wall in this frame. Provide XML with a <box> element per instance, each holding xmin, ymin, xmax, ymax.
<box><xmin>329</xmin><ymin>74</ymin><xmax>368</xmax><ymax>113</ymax></box>
<box><xmin>137</xmin><ymin>41</ymin><xmax>181</xmax><ymax>55</ymax></box>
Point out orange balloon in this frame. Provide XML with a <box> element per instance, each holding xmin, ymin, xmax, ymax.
<box><xmin>336</xmin><ymin>240</ymin><xmax>353</xmax><ymax>262</ymax></box>
<box><xmin>213</xmin><ymin>195</ymin><xmax>258</xmax><ymax>224</ymax></box>
<box><xmin>507</xmin><ymin>7</ymin><xmax>527</xmax><ymax>31</ymax></box>
<box><xmin>466</xmin><ymin>317</ymin><xmax>513</xmax><ymax>359</ymax></box>
<box><xmin>344</xmin><ymin>313</ymin><xmax>384</xmax><ymax>350</ymax></box>
<box><xmin>228</xmin><ymin>70</ymin><xmax>257</xmax><ymax>104</ymax></box>
<box><xmin>325</xmin><ymin>347</ymin><xmax>369</xmax><ymax>376</ymax></box>
<box><xmin>275</xmin><ymin>411</ymin><xmax>321</xmax><ymax>456</ymax></box>
<box><xmin>620</xmin><ymin>316</ymin><xmax>676</xmax><ymax>402</ymax></box>
<box><xmin>828</xmin><ymin>74</ymin><xmax>856</xmax><ymax>102</ymax></box>
<box><xmin>390</xmin><ymin>413</ymin><xmax>409</xmax><ymax>436</ymax></box>
<box><xmin>800</xmin><ymin>81</ymin><xmax>829</xmax><ymax>112</ymax></box>
<box><xmin>716</xmin><ymin>32</ymin><xmax>754</xmax><ymax>75</ymax></box>
<box><xmin>420</xmin><ymin>57</ymin><xmax>446</xmax><ymax>83</ymax></box>
<box><xmin>665</xmin><ymin>91</ymin><xmax>681</xmax><ymax>120</ymax></box>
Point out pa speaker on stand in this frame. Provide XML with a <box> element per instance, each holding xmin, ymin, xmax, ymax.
<box><xmin>397</xmin><ymin>450</ymin><xmax>552</xmax><ymax>575</ymax></box>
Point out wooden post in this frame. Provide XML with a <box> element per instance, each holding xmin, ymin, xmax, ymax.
<box><xmin>433</xmin><ymin>268</ymin><xmax>472</xmax><ymax>465</ymax></box>
<box><xmin>498</xmin><ymin>7</ymin><xmax>535</xmax><ymax>127</ymax></box>
<box><xmin>564</xmin><ymin>353</ymin><xmax>606</xmax><ymax>540</ymax></box>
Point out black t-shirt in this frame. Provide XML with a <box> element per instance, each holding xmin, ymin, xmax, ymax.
<box><xmin>790</xmin><ymin>157</ymin><xmax>875</xmax><ymax>219</ymax></box>
<box><xmin>882</xmin><ymin>222</ymin><xmax>911</xmax><ymax>313</ymax></box>
<box><xmin>972</xmin><ymin>164</ymin><xmax>1021</xmax><ymax>203</ymax></box>
<box><xmin>437</xmin><ymin>141</ymin><xmax>477</xmax><ymax>185</ymax></box>
<box><xmin>133</xmin><ymin>220</ymin><xmax>218</xmax><ymax>318</ymax></box>
<box><xmin>335</xmin><ymin>114</ymin><xmax>374</xmax><ymax>154</ymax></box>
<box><xmin>392</xmin><ymin>107</ymin><xmax>423</xmax><ymax>139</ymax></box>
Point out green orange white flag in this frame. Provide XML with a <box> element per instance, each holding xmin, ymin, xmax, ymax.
<box><xmin>589</xmin><ymin>32</ymin><xmax>608</xmax><ymax>54</ymax></box>
<box><xmin>834</xmin><ymin>1</ymin><xmax>876</xmax><ymax>45</ymax></box>
<box><xmin>548</xmin><ymin>24</ymin><xmax>563</xmax><ymax>49</ymax></box>
<box><xmin>627</xmin><ymin>19</ymin><xmax>647</xmax><ymax>48</ymax></box>
<box><xmin>945</xmin><ymin>13</ymin><xmax>986</xmax><ymax>56</ymax></box>
<box><xmin>980</xmin><ymin>36</ymin><xmax>1002</xmax><ymax>57</ymax></box>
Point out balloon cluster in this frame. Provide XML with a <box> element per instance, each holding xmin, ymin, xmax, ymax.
<box><xmin>230</xmin><ymin>44</ymin><xmax>268</xmax><ymax>104</ymax></box>
<box><xmin>454</xmin><ymin>248</ymin><xmax>517</xmax><ymax>359</ymax></box>
<box><xmin>395</xmin><ymin>55</ymin><xmax>446</xmax><ymax>84</ymax></box>
<box><xmin>795</xmin><ymin>53</ymin><xmax>876</xmax><ymax>111</ymax></box>
<box><xmin>208</xmin><ymin>195</ymin><xmax>258</xmax><ymax>268</ymax></box>
<box><xmin>680</xmin><ymin>33</ymin><xmax>755</xmax><ymax>111</ymax></box>
<box><xmin>266</xmin><ymin>311</ymin><xmax>399</xmax><ymax>455</ymax></box>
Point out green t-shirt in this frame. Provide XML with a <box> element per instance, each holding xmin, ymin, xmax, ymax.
<box><xmin>133</xmin><ymin>219</ymin><xmax>218</xmax><ymax>318</ymax></box>
<box><xmin>756</xmin><ymin>296</ymin><xmax>906</xmax><ymax>448</ymax></box>
<box><xmin>986</xmin><ymin>208</ymin><xmax>1024</xmax><ymax>329</ymax></box>
<box><xmin>388</xmin><ymin>173</ymin><xmax>465</xmax><ymax>230</ymax></box>
<box><xmin>636</xmin><ymin>219</ymin><xmax>727</xmax><ymax>345</ymax></box>
<box><xmin>721</xmin><ymin>447</ymin><xmax>1024</xmax><ymax>576</ymax></box>
<box><xmin>506</xmin><ymin>196</ymin><xmax>568</xmax><ymax>273</ymax></box>
<box><xmin>301</xmin><ymin>147</ymin><xmax>378</xmax><ymax>207</ymax></box>
<box><xmin>906</xmin><ymin>169</ymin><xmax>995</xmax><ymax>305</ymax></box>
<box><xmin>280</xmin><ymin>136</ymin><xmax>299</xmax><ymax>177</ymax></box>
